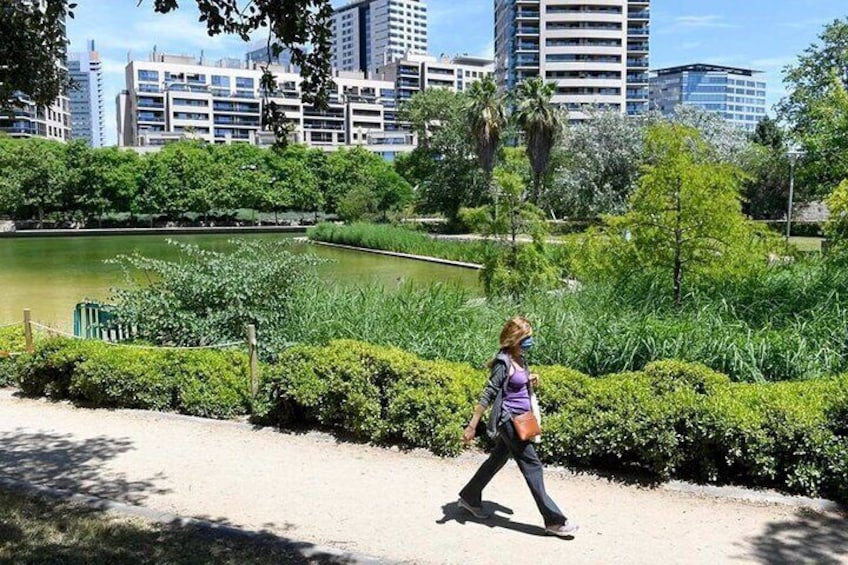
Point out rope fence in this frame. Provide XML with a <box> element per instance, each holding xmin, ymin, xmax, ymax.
<box><xmin>29</xmin><ymin>322</ymin><xmax>244</xmax><ymax>350</ymax></box>
<box><xmin>0</xmin><ymin>321</ymin><xmax>22</xmax><ymax>329</ymax></box>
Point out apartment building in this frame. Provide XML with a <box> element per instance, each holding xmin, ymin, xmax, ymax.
<box><xmin>116</xmin><ymin>52</ymin><xmax>415</xmax><ymax>159</ymax></box>
<box><xmin>68</xmin><ymin>39</ymin><xmax>105</xmax><ymax>147</ymax></box>
<box><xmin>331</xmin><ymin>0</ymin><xmax>428</xmax><ymax>76</ymax></box>
<box><xmin>494</xmin><ymin>0</ymin><xmax>650</xmax><ymax>121</ymax></box>
<box><xmin>0</xmin><ymin>9</ymin><xmax>70</xmax><ymax>141</ymax></box>
<box><xmin>378</xmin><ymin>52</ymin><xmax>495</xmax><ymax>102</ymax></box>
<box><xmin>649</xmin><ymin>63</ymin><xmax>767</xmax><ymax>132</ymax></box>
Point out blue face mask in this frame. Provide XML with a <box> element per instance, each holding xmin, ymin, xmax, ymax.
<box><xmin>519</xmin><ymin>336</ymin><xmax>535</xmax><ymax>351</ymax></box>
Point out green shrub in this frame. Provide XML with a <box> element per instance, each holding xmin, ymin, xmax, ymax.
<box><xmin>16</xmin><ymin>338</ymin><xmax>250</xmax><ymax>420</ymax></box>
<box><xmin>70</xmin><ymin>345</ymin><xmax>173</xmax><ymax>410</ymax></box>
<box><xmin>257</xmin><ymin>340</ymin><xmax>482</xmax><ymax>455</ymax></box>
<box><xmin>167</xmin><ymin>350</ymin><xmax>251</xmax><ymax>418</ymax></box>
<box><xmin>17</xmin><ymin>339</ymin><xmax>93</xmax><ymax>398</ymax></box>
<box><xmin>7</xmin><ymin>336</ymin><xmax>848</xmax><ymax>503</ymax></box>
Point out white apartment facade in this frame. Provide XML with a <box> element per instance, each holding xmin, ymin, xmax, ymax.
<box><xmin>379</xmin><ymin>52</ymin><xmax>495</xmax><ymax>103</ymax></box>
<box><xmin>331</xmin><ymin>0</ymin><xmax>428</xmax><ymax>76</ymax></box>
<box><xmin>117</xmin><ymin>53</ymin><xmax>415</xmax><ymax>159</ymax></box>
<box><xmin>494</xmin><ymin>0</ymin><xmax>650</xmax><ymax>121</ymax></box>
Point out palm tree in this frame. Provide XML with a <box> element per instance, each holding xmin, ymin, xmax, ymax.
<box><xmin>513</xmin><ymin>76</ymin><xmax>562</xmax><ymax>204</ymax></box>
<box><xmin>466</xmin><ymin>77</ymin><xmax>507</xmax><ymax>198</ymax></box>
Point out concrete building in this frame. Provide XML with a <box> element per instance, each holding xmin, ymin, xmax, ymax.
<box><xmin>116</xmin><ymin>52</ymin><xmax>415</xmax><ymax>160</ymax></box>
<box><xmin>649</xmin><ymin>63</ymin><xmax>767</xmax><ymax>132</ymax></box>
<box><xmin>331</xmin><ymin>0</ymin><xmax>428</xmax><ymax>76</ymax></box>
<box><xmin>378</xmin><ymin>52</ymin><xmax>495</xmax><ymax>102</ymax></box>
<box><xmin>245</xmin><ymin>39</ymin><xmax>299</xmax><ymax>73</ymax></box>
<box><xmin>494</xmin><ymin>0</ymin><xmax>650</xmax><ymax>121</ymax></box>
<box><xmin>0</xmin><ymin>9</ymin><xmax>70</xmax><ymax>141</ymax></box>
<box><xmin>68</xmin><ymin>40</ymin><xmax>105</xmax><ymax>147</ymax></box>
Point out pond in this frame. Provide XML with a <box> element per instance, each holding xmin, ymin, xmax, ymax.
<box><xmin>0</xmin><ymin>233</ymin><xmax>480</xmax><ymax>329</ymax></box>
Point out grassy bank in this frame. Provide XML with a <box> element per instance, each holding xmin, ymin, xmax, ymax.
<box><xmin>3</xmin><ymin>333</ymin><xmax>847</xmax><ymax>503</ymax></box>
<box><xmin>308</xmin><ymin>222</ymin><xmax>490</xmax><ymax>265</ymax></box>
<box><xmin>0</xmin><ymin>489</ymin><xmax>321</xmax><ymax>564</ymax></box>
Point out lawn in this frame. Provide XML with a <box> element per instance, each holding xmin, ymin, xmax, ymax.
<box><xmin>0</xmin><ymin>488</ymin><xmax>344</xmax><ymax>564</ymax></box>
<box><xmin>789</xmin><ymin>236</ymin><xmax>824</xmax><ymax>252</ymax></box>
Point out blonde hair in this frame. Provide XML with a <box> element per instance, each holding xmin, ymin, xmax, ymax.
<box><xmin>498</xmin><ymin>316</ymin><xmax>533</xmax><ymax>350</ymax></box>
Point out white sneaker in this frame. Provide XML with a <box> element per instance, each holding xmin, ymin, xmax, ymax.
<box><xmin>545</xmin><ymin>520</ymin><xmax>579</xmax><ymax>537</ymax></box>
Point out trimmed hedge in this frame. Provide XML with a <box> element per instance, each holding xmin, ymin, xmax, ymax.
<box><xmin>6</xmin><ymin>337</ymin><xmax>848</xmax><ymax>503</ymax></box>
<box><xmin>16</xmin><ymin>338</ymin><xmax>251</xmax><ymax>418</ymax></box>
<box><xmin>258</xmin><ymin>344</ymin><xmax>848</xmax><ymax>502</ymax></box>
<box><xmin>0</xmin><ymin>325</ymin><xmax>27</xmax><ymax>387</ymax></box>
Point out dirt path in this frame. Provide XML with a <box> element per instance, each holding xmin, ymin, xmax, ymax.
<box><xmin>0</xmin><ymin>390</ymin><xmax>845</xmax><ymax>565</ymax></box>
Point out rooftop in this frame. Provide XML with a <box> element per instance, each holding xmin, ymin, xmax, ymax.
<box><xmin>653</xmin><ymin>63</ymin><xmax>764</xmax><ymax>76</ymax></box>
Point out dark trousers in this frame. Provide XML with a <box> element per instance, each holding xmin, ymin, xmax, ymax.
<box><xmin>459</xmin><ymin>420</ymin><xmax>567</xmax><ymax>526</ymax></box>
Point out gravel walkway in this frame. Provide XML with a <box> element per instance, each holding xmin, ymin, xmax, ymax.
<box><xmin>0</xmin><ymin>390</ymin><xmax>845</xmax><ymax>565</ymax></box>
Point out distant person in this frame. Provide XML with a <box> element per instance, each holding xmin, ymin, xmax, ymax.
<box><xmin>457</xmin><ymin>316</ymin><xmax>578</xmax><ymax>537</ymax></box>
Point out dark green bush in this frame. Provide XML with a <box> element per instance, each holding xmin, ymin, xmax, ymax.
<box><xmin>167</xmin><ymin>350</ymin><xmax>251</xmax><ymax>418</ymax></box>
<box><xmin>0</xmin><ymin>326</ymin><xmax>26</xmax><ymax>387</ymax></box>
<box><xmin>256</xmin><ymin>340</ymin><xmax>481</xmax><ymax>455</ymax></box>
<box><xmin>16</xmin><ymin>338</ymin><xmax>250</xmax><ymax>419</ymax></box>
<box><xmin>71</xmin><ymin>346</ymin><xmax>173</xmax><ymax>410</ymax></box>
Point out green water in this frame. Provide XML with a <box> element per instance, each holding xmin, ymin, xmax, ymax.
<box><xmin>0</xmin><ymin>233</ymin><xmax>479</xmax><ymax>329</ymax></box>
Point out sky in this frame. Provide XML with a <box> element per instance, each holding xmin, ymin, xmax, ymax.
<box><xmin>66</xmin><ymin>0</ymin><xmax>848</xmax><ymax>146</ymax></box>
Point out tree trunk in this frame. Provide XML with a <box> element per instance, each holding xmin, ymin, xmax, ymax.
<box><xmin>673</xmin><ymin>179</ymin><xmax>683</xmax><ymax>307</ymax></box>
<box><xmin>532</xmin><ymin>171</ymin><xmax>542</xmax><ymax>205</ymax></box>
<box><xmin>37</xmin><ymin>206</ymin><xmax>44</xmax><ymax>229</ymax></box>
<box><xmin>274</xmin><ymin>210</ymin><xmax>278</xmax><ymax>225</ymax></box>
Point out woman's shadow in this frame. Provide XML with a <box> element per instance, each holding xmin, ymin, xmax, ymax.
<box><xmin>436</xmin><ymin>500</ymin><xmax>563</xmax><ymax>538</ymax></box>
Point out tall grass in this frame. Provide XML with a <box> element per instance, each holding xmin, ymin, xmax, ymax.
<box><xmin>308</xmin><ymin>222</ymin><xmax>490</xmax><ymax>264</ymax></box>
<box><xmin>274</xmin><ymin>254</ymin><xmax>848</xmax><ymax>382</ymax></box>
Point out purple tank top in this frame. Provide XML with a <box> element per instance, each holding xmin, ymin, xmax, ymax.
<box><xmin>502</xmin><ymin>364</ymin><xmax>531</xmax><ymax>415</ymax></box>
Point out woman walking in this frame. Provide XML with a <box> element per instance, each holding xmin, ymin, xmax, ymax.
<box><xmin>458</xmin><ymin>316</ymin><xmax>578</xmax><ymax>537</ymax></box>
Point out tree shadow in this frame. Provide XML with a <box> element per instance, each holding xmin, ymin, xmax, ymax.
<box><xmin>0</xmin><ymin>428</ymin><xmax>170</xmax><ymax>504</ymax></box>
<box><xmin>435</xmin><ymin>500</ymin><xmax>560</xmax><ymax>538</ymax></box>
<box><xmin>0</xmin><ymin>488</ymin><xmax>364</xmax><ymax>565</ymax></box>
<box><xmin>736</xmin><ymin>508</ymin><xmax>848</xmax><ymax>564</ymax></box>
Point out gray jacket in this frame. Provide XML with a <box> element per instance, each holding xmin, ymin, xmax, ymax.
<box><xmin>479</xmin><ymin>351</ymin><xmax>536</xmax><ymax>439</ymax></box>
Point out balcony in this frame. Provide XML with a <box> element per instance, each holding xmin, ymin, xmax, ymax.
<box><xmin>629</xmin><ymin>10</ymin><xmax>650</xmax><ymax>20</ymax></box>
<box><xmin>517</xmin><ymin>41</ymin><xmax>540</xmax><ymax>51</ymax></box>
<box><xmin>516</xmin><ymin>26</ymin><xmax>540</xmax><ymax>35</ymax></box>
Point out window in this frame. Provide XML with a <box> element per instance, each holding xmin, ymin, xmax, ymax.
<box><xmin>235</xmin><ymin>77</ymin><xmax>254</xmax><ymax>89</ymax></box>
<box><xmin>138</xmin><ymin>69</ymin><xmax>159</xmax><ymax>82</ymax></box>
<box><xmin>212</xmin><ymin>75</ymin><xmax>230</xmax><ymax>87</ymax></box>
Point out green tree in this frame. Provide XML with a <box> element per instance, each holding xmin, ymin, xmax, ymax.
<box><xmin>3</xmin><ymin>138</ymin><xmax>67</xmax><ymax>227</ymax></box>
<box><xmin>211</xmin><ymin>143</ymin><xmax>271</xmax><ymax>212</ymax></box>
<box><xmin>744</xmin><ymin>117</ymin><xmax>792</xmax><ymax>220</ymax></box>
<box><xmin>398</xmin><ymin>88</ymin><xmax>465</xmax><ymax>150</ymax></box>
<box><xmin>513</xmin><ymin>76</ymin><xmax>562</xmax><ymax>204</ymax></box>
<box><xmin>615</xmin><ymin>123</ymin><xmax>766</xmax><ymax>306</ymax></box>
<box><xmin>777</xmin><ymin>18</ymin><xmax>848</xmax><ymax>136</ymax></box>
<box><xmin>397</xmin><ymin>89</ymin><xmax>483</xmax><ymax>223</ymax></box>
<box><xmin>551</xmin><ymin>110</ymin><xmax>647</xmax><ymax>217</ymax></box>
<box><xmin>466</xmin><ymin>77</ymin><xmax>507</xmax><ymax>193</ymax></box>
<box><xmin>271</xmin><ymin>145</ymin><xmax>326</xmax><ymax>220</ymax></box>
<box><xmin>824</xmin><ymin>179</ymin><xmax>848</xmax><ymax>246</ymax></box>
<box><xmin>798</xmin><ymin>74</ymin><xmax>848</xmax><ymax>197</ymax></box>
<box><xmin>326</xmin><ymin>147</ymin><xmax>411</xmax><ymax>221</ymax></box>
<box><xmin>461</xmin><ymin>168</ymin><xmax>557</xmax><ymax>299</ymax></box>
<box><xmin>64</xmin><ymin>143</ymin><xmax>142</xmax><ymax>226</ymax></box>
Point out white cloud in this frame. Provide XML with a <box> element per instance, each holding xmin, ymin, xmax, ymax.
<box><xmin>658</xmin><ymin>14</ymin><xmax>740</xmax><ymax>34</ymax></box>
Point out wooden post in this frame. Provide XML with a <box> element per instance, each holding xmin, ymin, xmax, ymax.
<box><xmin>23</xmin><ymin>309</ymin><xmax>33</xmax><ymax>353</ymax></box>
<box><xmin>246</xmin><ymin>324</ymin><xmax>259</xmax><ymax>406</ymax></box>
